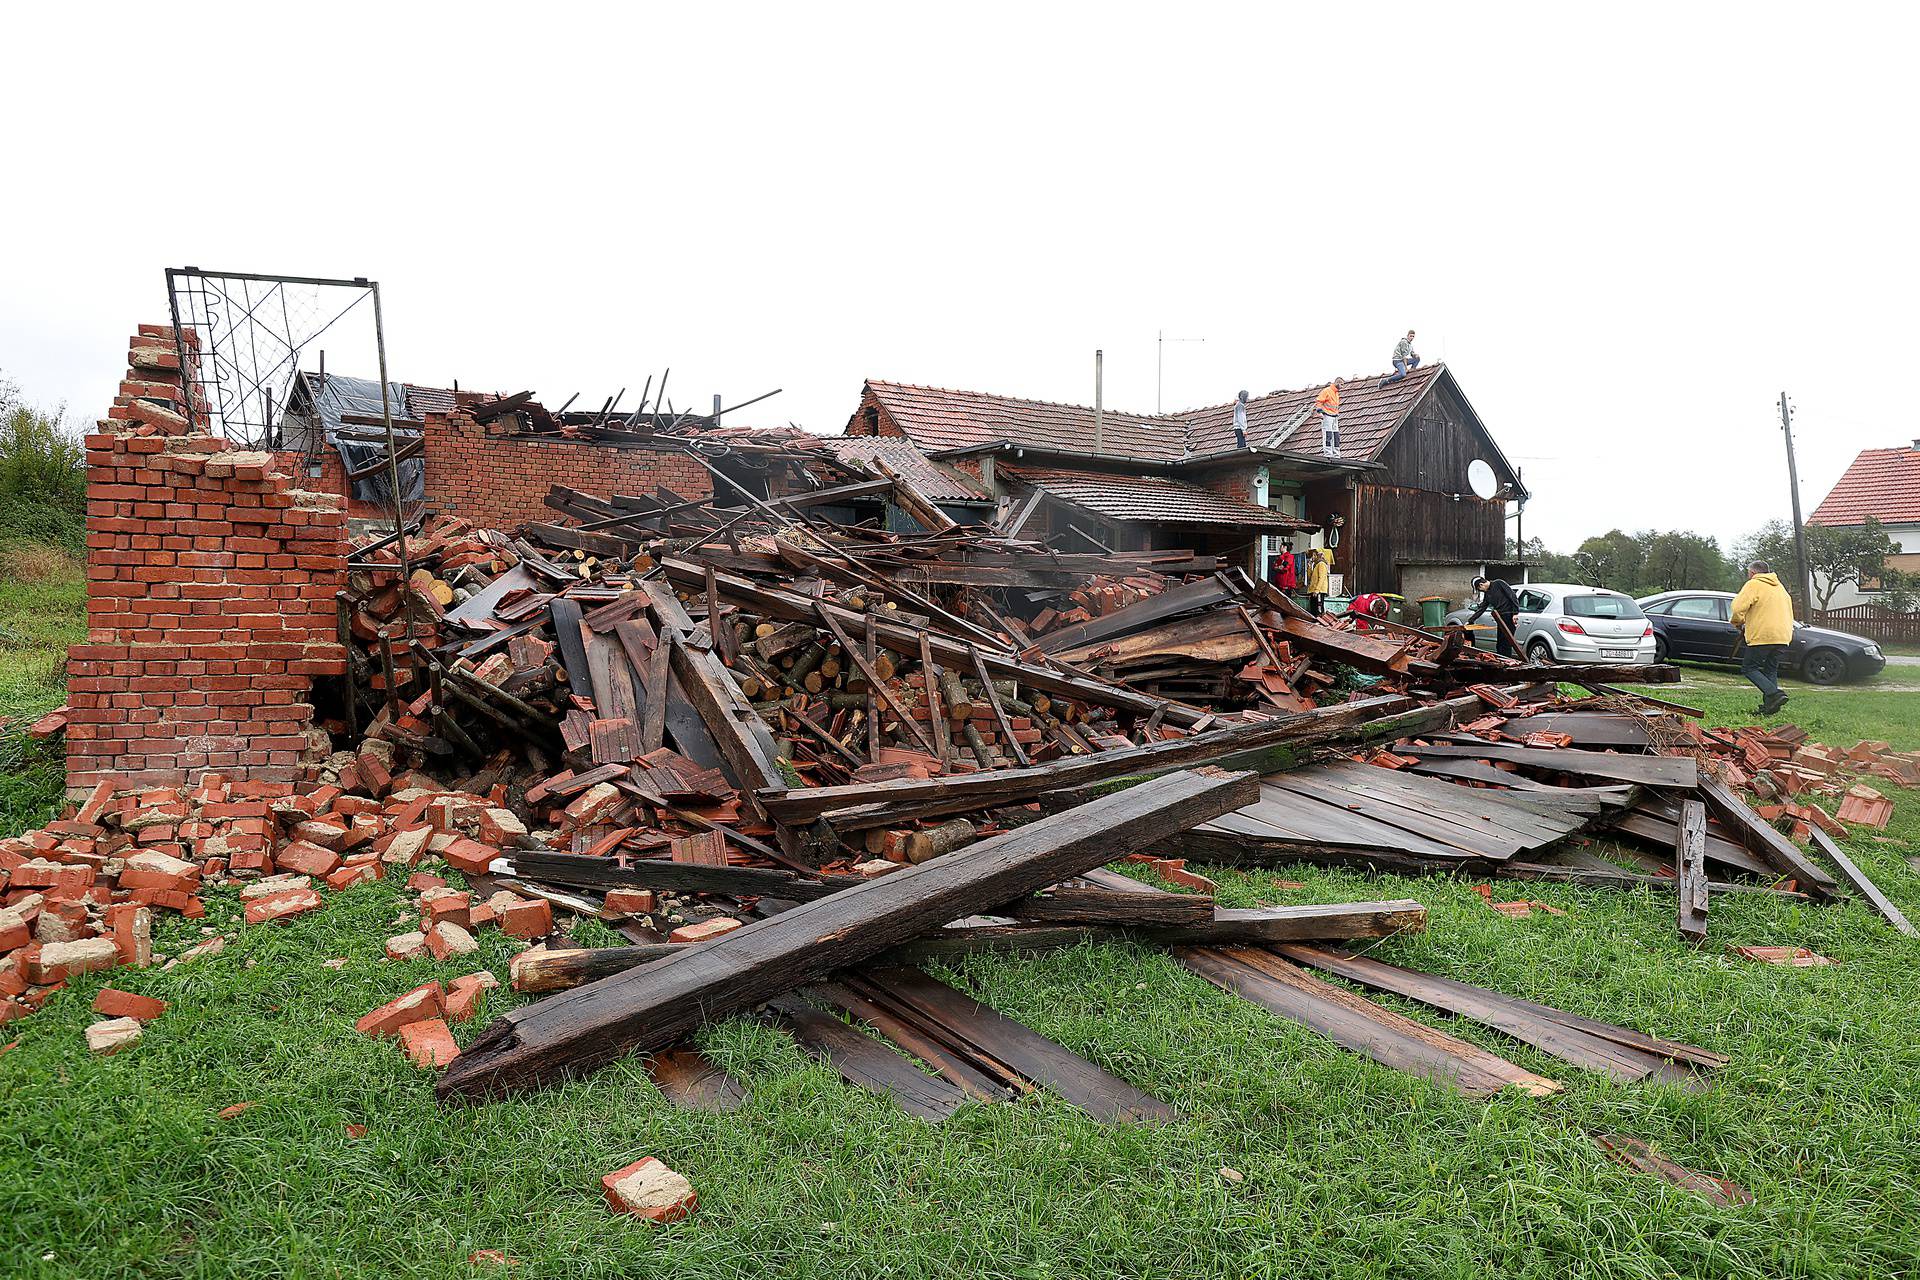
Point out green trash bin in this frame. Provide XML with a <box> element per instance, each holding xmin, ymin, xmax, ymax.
<box><xmin>1418</xmin><ymin>596</ymin><xmax>1450</xmax><ymax>627</ymax></box>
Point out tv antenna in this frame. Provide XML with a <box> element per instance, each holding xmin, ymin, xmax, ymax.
<box><xmin>1156</xmin><ymin>330</ymin><xmax>1206</xmax><ymax>414</ymax></box>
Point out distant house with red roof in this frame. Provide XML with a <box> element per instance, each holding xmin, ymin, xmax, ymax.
<box><xmin>841</xmin><ymin>364</ymin><xmax>1527</xmax><ymax>604</ymax></box>
<box><xmin>1809</xmin><ymin>441</ymin><xmax>1920</xmax><ymax>607</ymax></box>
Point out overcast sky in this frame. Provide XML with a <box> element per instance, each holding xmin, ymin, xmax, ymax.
<box><xmin>4</xmin><ymin>3</ymin><xmax>1914</xmax><ymax>554</ymax></box>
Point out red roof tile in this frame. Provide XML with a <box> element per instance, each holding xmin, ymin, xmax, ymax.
<box><xmin>1176</xmin><ymin>364</ymin><xmax>1444</xmax><ymax>463</ymax></box>
<box><xmin>1810</xmin><ymin>447</ymin><xmax>1920</xmax><ymax>526</ymax></box>
<box><xmin>860</xmin><ymin>381</ymin><xmax>1185</xmax><ymax>463</ymax></box>
<box><xmin>1005</xmin><ymin>465</ymin><xmax>1315</xmax><ymax>529</ymax></box>
<box><xmin>820</xmin><ymin>436</ymin><xmax>989</xmax><ymax>502</ymax></box>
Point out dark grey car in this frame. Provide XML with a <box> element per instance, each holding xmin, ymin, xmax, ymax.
<box><xmin>1637</xmin><ymin>590</ymin><xmax>1886</xmax><ymax>684</ymax></box>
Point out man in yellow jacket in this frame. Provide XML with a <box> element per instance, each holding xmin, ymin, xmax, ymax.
<box><xmin>1729</xmin><ymin>559</ymin><xmax>1795</xmax><ymax>714</ymax></box>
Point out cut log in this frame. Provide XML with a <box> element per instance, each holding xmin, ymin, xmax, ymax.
<box><xmin>437</xmin><ymin>767</ymin><xmax>1258</xmax><ymax>1101</ymax></box>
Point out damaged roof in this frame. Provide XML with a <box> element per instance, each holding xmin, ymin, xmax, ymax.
<box><xmin>1006</xmin><ymin>465</ymin><xmax>1316</xmax><ymax>529</ymax></box>
<box><xmin>820</xmin><ymin>436</ymin><xmax>990</xmax><ymax>502</ymax></box>
<box><xmin>1810</xmin><ymin>446</ymin><xmax>1920</xmax><ymax>526</ymax></box>
<box><xmin>1177</xmin><ymin>364</ymin><xmax>1445</xmax><ymax>463</ymax></box>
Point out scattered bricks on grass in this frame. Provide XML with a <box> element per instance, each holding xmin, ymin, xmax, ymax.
<box><xmin>92</xmin><ymin>988</ymin><xmax>167</xmax><ymax>1021</ymax></box>
<box><xmin>427</xmin><ymin>922</ymin><xmax>479</xmax><ymax>960</ymax></box>
<box><xmin>444</xmin><ymin>971</ymin><xmax>499</xmax><ymax>1023</ymax></box>
<box><xmin>326</xmin><ymin>861</ymin><xmax>381</xmax><ymax>891</ymax></box>
<box><xmin>399</xmin><ymin>1017</ymin><xmax>461</xmax><ymax>1068</ymax></box>
<box><xmin>421</xmin><ymin>890</ymin><xmax>473</xmax><ymax>930</ymax></box>
<box><xmin>495</xmin><ymin>897</ymin><xmax>552</xmax><ymax>940</ymax></box>
<box><xmin>275</xmin><ymin>840</ymin><xmax>341</xmax><ymax>879</ymax></box>
<box><xmin>86</xmin><ymin>1017</ymin><xmax>144</xmax><ymax>1055</ymax></box>
<box><xmin>355</xmin><ymin>981</ymin><xmax>444</xmax><ymax>1038</ymax></box>
<box><xmin>31</xmin><ymin>938</ymin><xmax>120</xmax><ymax>984</ymax></box>
<box><xmin>380</xmin><ymin>826</ymin><xmax>433</xmax><ymax>869</ymax></box>
<box><xmin>407</xmin><ymin>873</ymin><xmax>446</xmax><ymax>892</ymax></box>
<box><xmin>442</xmin><ymin>839</ymin><xmax>499</xmax><ymax>876</ymax></box>
<box><xmin>217</xmin><ymin>1102</ymin><xmax>255</xmax><ymax>1120</ymax></box>
<box><xmin>668</xmin><ymin>916</ymin><xmax>743</xmax><ymax>944</ymax></box>
<box><xmin>386</xmin><ymin>931</ymin><xmax>428</xmax><ymax>961</ymax></box>
<box><xmin>601</xmin><ymin>1157</ymin><xmax>697</xmax><ymax>1222</ymax></box>
<box><xmin>244</xmin><ymin>887</ymin><xmax>324</xmax><ymax>925</ymax></box>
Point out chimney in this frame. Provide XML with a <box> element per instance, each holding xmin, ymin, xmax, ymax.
<box><xmin>1093</xmin><ymin>349</ymin><xmax>1104</xmax><ymax>455</ymax></box>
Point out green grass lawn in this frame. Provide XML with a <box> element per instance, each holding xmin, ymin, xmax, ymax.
<box><xmin>5</xmin><ymin>598</ymin><xmax>1920</xmax><ymax>1278</ymax></box>
<box><xmin>0</xmin><ymin>546</ymin><xmax>84</xmax><ymax>834</ymax></box>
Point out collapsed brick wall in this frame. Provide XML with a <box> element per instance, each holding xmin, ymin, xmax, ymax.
<box><xmin>66</xmin><ymin>325</ymin><xmax>349</xmax><ymax>795</ymax></box>
<box><xmin>418</xmin><ymin>409</ymin><xmax>714</xmax><ymax>530</ymax></box>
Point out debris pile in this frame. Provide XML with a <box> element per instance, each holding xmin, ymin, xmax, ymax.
<box><xmin>8</xmin><ymin>458</ymin><xmax>1913</xmax><ymax>1132</ymax></box>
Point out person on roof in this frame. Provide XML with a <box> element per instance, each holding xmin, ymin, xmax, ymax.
<box><xmin>1378</xmin><ymin>330</ymin><xmax>1420</xmax><ymax>387</ymax></box>
<box><xmin>1232</xmin><ymin>390</ymin><xmax>1250</xmax><ymax>448</ymax></box>
<box><xmin>1730</xmin><ymin>559</ymin><xmax>1795</xmax><ymax>715</ymax></box>
<box><xmin>1466</xmin><ymin>575</ymin><xmax>1520</xmax><ymax>657</ymax></box>
<box><xmin>1316</xmin><ymin>379</ymin><xmax>1342</xmax><ymax>458</ymax></box>
<box><xmin>1304</xmin><ymin>546</ymin><xmax>1333</xmax><ymax>616</ymax></box>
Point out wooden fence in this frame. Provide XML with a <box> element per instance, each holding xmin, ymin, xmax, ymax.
<box><xmin>1813</xmin><ymin>604</ymin><xmax>1920</xmax><ymax>645</ymax></box>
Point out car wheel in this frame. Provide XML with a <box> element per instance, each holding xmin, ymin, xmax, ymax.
<box><xmin>1653</xmin><ymin>636</ymin><xmax>1669</xmax><ymax>664</ymax></box>
<box><xmin>1526</xmin><ymin>638</ymin><xmax>1555</xmax><ymax>664</ymax></box>
<box><xmin>1801</xmin><ymin>648</ymin><xmax>1847</xmax><ymax>686</ymax></box>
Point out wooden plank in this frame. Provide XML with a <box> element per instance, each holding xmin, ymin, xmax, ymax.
<box><xmin>1499</xmin><ymin>713</ymin><xmax>1654</xmax><ymax>747</ymax></box>
<box><xmin>438</xmin><ymin>768</ymin><xmax>1258</xmax><ymax>1100</ymax></box>
<box><xmin>502</xmin><ymin>848</ymin><xmax>854</xmax><ymax>901</ymax></box>
<box><xmin>1274</xmin><ymin>945</ymin><xmax>1701</xmax><ymax>1084</ymax></box>
<box><xmin>547</xmin><ymin>597</ymin><xmax>591</xmax><ymax>696</ymax></box>
<box><xmin>969</xmin><ymin>644</ymin><xmax>1029</xmax><ymax>767</ymax></box>
<box><xmin>1173</xmin><ymin>947</ymin><xmax>1561</xmax><ymax>1098</ymax></box>
<box><xmin>766</xmin><ymin>995</ymin><xmax>971</xmax><ymax>1121</ymax></box>
<box><xmin>613</xmin><ymin>620</ymin><xmax>670</xmax><ymax>755</ymax></box>
<box><xmin>856</xmin><ymin>966</ymin><xmax>1175</xmax><ymax>1123</ymax></box>
<box><xmin>1696</xmin><ymin>776</ymin><xmax>1840</xmax><ymax>901</ymax></box>
<box><xmin>643</xmin><ymin>582</ymin><xmax>788</xmax><ymax>800</ymax></box>
<box><xmin>644</xmin><ymin>1046</ymin><xmax>748</xmax><ymax>1112</ymax></box>
<box><xmin>1675</xmin><ymin>798</ymin><xmax>1710</xmax><ymax>947</ymax></box>
<box><xmin>506</xmin><ymin>900</ymin><xmax>1432</xmax><ymax>992</ymax></box>
<box><xmin>760</xmin><ymin>693</ymin><xmax>1417</xmax><ymax>825</ymax></box>
<box><xmin>919</xmin><ymin>630</ymin><xmax>952</xmax><ymax>770</ymax></box>
<box><xmin>1399</xmin><ymin>742</ymin><xmax>1699</xmax><ymax>788</ymax></box>
<box><xmin>1810</xmin><ymin>828</ymin><xmax>1918</xmax><ymax>937</ymax></box>
<box><xmin>1606</xmin><ymin>807</ymin><xmax>1773</xmax><ymax>879</ymax></box>
<box><xmin>1036</xmin><ymin>576</ymin><xmax>1236</xmax><ymax>655</ymax></box>
<box><xmin>804</xmin><ymin>980</ymin><xmax>1016</xmax><ymax>1102</ymax></box>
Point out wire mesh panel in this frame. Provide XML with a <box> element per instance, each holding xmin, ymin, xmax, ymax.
<box><xmin>164</xmin><ymin>268</ymin><xmax>386</xmax><ymax>451</ymax></box>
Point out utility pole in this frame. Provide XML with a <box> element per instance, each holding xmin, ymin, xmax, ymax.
<box><xmin>1780</xmin><ymin>391</ymin><xmax>1814</xmax><ymax>621</ymax></box>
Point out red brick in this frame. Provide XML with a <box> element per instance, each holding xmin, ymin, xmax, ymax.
<box><xmin>92</xmin><ymin>987</ymin><xmax>168</xmax><ymax>1021</ymax></box>
<box><xmin>495</xmin><ymin>898</ymin><xmax>552</xmax><ymax>940</ymax></box>
<box><xmin>601</xmin><ymin>1157</ymin><xmax>697</xmax><ymax>1221</ymax></box>
<box><xmin>355</xmin><ymin>981</ymin><xmax>444</xmax><ymax>1038</ymax></box>
<box><xmin>398</xmin><ymin>1017</ymin><xmax>460</xmax><ymax>1068</ymax></box>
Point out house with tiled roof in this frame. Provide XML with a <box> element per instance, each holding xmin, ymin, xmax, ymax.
<box><xmin>841</xmin><ymin>363</ymin><xmax>1526</xmax><ymax>604</ymax></box>
<box><xmin>1808</xmin><ymin>441</ymin><xmax>1920</xmax><ymax>607</ymax></box>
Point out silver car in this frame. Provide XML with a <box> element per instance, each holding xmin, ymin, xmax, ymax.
<box><xmin>1443</xmin><ymin>583</ymin><xmax>1658</xmax><ymax>665</ymax></box>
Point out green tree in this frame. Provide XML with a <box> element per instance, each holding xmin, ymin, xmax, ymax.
<box><xmin>1572</xmin><ymin>529</ymin><xmax>1644</xmax><ymax>590</ymax></box>
<box><xmin>0</xmin><ymin>393</ymin><xmax>86</xmax><ymax>551</ymax></box>
<box><xmin>1638</xmin><ymin>529</ymin><xmax>1736</xmax><ymax>594</ymax></box>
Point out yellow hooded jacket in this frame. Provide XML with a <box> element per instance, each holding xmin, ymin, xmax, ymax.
<box><xmin>1305</xmin><ymin>549</ymin><xmax>1332</xmax><ymax>595</ymax></box>
<box><xmin>1729</xmin><ymin>572</ymin><xmax>1794</xmax><ymax>646</ymax></box>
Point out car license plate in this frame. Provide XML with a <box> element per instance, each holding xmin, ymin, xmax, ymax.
<box><xmin>1601</xmin><ymin>648</ymin><xmax>1635</xmax><ymax>659</ymax></box>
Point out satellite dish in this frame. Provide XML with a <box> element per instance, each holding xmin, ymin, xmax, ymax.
<box><xmin>1466</xmin><ymin>459</ymin><xmax>1498</xmax><ymax>500</ymax></box>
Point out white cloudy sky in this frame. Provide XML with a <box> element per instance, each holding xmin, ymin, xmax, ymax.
<box><xmin>3</xmin><ymin>3</ymin><xmax>1914</xmax><ymax>553</ymax></box>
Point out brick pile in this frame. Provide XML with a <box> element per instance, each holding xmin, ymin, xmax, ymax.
<box><xmin>67</xmin><ymin>325</ymin><xmax>349</xmax><ymax>793</ymax></box>
<box><xmin>0</xmin><ymin>758</ymin><xmax>554</xmax><ymax>1032</ymax></box>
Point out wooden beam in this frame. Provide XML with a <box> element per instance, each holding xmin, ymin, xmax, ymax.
<box><xmin>436</xmin><ymin>767</ymin><xmax>1258</xmax><ymax>1101</ymax></box>
<box><xmin>1810</xmin><ymin>828</ymin><xmax>1917</xmax><ymax>937</ymax></box>
<box><xmin>1675</xmin><ymin>798</ymin><xmax>1709</xmax><ymax>947</ymax></box>
<box><xmin>1696</xmin><ymin>776</ymin><xmax>1840</xmax><ymax>901</ymax></box>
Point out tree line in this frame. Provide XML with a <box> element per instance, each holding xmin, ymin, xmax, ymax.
<box><xmin>1510</xmin><ymin>518</ymin><xmax>1915</xmax><ymax>613</ymax></box>
<box><xmin>0</xmin><ymin>372</ymin><xmax>86</xmax><ymax>553</ymax></box>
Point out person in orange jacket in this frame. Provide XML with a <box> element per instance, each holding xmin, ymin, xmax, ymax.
<box><xmin>1316</xmin><ymin>380</ymin><xmax>1342</xmax><ymax>457</ymax></box>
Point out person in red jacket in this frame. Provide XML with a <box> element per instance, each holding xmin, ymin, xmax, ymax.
<box><xmin>1348</xmin><ymin>592</ymin><xmax>1391</xmax><ymax>631</ymax></box>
